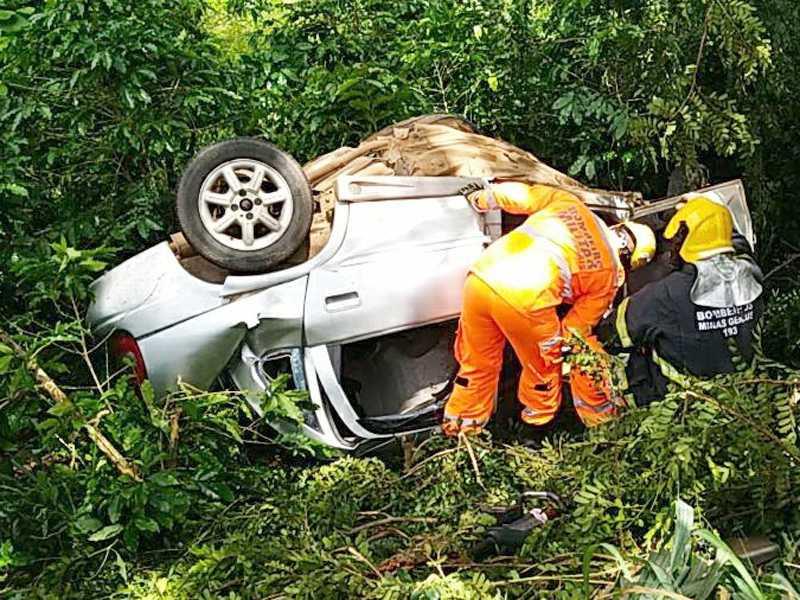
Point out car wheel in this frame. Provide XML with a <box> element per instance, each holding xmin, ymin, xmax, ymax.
<box><xmin>176</xmin><ymin>138</ymin><xmax>313</xmax><ymax>274</ymax></box>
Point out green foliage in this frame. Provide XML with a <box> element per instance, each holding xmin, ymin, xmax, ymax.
<box><xmin>0</xmin><ymin>5</ymin><xmax>33</xmax><ymax>39</ymax></box>
<box><xmin>377</xmin><ymin>572</ymin><xmax>501</xmax><ymax>600</ymax></box>
<box><xmin>1</xmin><ymin>232</ymin><xmax>798</xmax><ymax>596</ymax></box>
<box><xmin>0</xmin><ymin>340</ymin><xmax>307</xmax><ymax>555</ymax></box>
<box><xmin>2</xmin><ymin>0</ymin><xmax>800</xmax><ymax>597</ymax></box>
<box><xmin>593</xmin><ymin>498</ymin><xmax>800</xmax><ymax>599</ymax></box>
<box><xmin>0</xmin><ymin>0</ymin><xmax>259</xmax><ymax>305</ymax></box>
<box><xmin>10</xmin><ymin>239</ymin><xmax>112</xmax><ymax>308</ymax></box>
<box><xmin>0</xmin><ymin>237</ymin><xmax>321</xmax><ymax>592</ymax></box>
<box><xmin>762</xmin><ymin>288</ymin><xmax>800</xmax><ymax>367</ymax></box>
<box><xmin>5</xmin><ymin>353</ymin><xmax>798</xmax><ymax>597</ymax></box>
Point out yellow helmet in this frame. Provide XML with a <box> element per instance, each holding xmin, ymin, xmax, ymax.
<box><xmin>664</xmin><ymin>196</ymin><xmax>734</xmax><ymax>263</ymax></box>
<box><xmin>612</xmin><ymin>221</ymin><xmax>656</xmax><ymax>270</ymax></box>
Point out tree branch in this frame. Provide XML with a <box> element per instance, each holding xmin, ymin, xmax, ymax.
<box><xmin>765</xmin><ymin>253</ymin><xmax>800</xmax><ymax>281</ymax></box>
<box><xmin>672</xmin><ymin>6</ymin><xmax>711</xmax><ymax>118</ymax></box>
<box><xmin>0</xmin><ymin>330</ymin><xmax>141</xmax><ymax>481</ymax></box>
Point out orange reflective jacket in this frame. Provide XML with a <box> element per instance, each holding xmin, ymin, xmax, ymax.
<box><xmin>471</xmin><ymin>182</ymin><xmax>624</xmax><ymax>337</ymax></box>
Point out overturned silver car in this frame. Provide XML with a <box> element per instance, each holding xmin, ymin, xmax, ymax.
<box><xmin>87</xmin><ymin>116</ymin><xmax>755</xmax><ymax>450</ymax></box>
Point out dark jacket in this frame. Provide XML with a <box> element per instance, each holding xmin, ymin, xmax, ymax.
<box><xmin>599</xmin><ymin>260</ymin><xmax>763</xmax><ymax>406</ymax></box>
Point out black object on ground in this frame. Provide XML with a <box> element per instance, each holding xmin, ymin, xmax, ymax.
<box><xmin>471</xmin><ymin>491</ymin><xmax>565</xmax><ymax>560</ymax></box>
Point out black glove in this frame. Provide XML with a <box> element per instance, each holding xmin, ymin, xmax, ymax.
<box><xmin>472</xmin><ymin>512</ymin><xmax>548</xmax><ymax>560</ymax></box>
<box><xmin>470</xmin><ymin>493</ymin><xmax>562</xmax><ymax>560</ymax></box>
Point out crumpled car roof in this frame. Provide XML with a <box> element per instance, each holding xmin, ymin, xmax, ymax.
<box><xmin>302</xmin><ymin>114</ymin><xmax>642</xmax><ymax>256</ymax></box>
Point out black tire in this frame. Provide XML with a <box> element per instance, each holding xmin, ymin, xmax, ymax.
<box><xmin>176</xmin><ymin>138</ymin><xmax>313</xmax><ymax>274</ymax></box>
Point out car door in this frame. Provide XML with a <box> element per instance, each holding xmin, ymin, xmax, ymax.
<box><xmin>632</xmin><ymin>179</ymin><xmax>755</xmax><ymax>248</ymax></box>
<box><xmin>302</xmin><ymin>176</ymin><xmax>491</xmax><ymax>442</ymax></box>
<box><xmin>303</xmin><ymin>176</ymin><xmax>490</xmax><ymax>346</ymax></box>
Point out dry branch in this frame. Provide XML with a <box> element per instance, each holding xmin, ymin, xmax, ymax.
<box><xmin>1</xmin><ymin>330</ymin><xmax>142</xmax><ymax>481</ymax></box>
<box><xmin>347</xmin><ymin>546</ymin><xmax>384</xmax><ymax>579</ymax></box>
<box><xmin>350</xmin><ymin>516</ymin><xmax>437</xmax><ymax>534</ymax></box>
<box><xmin>168</xmin><ymin>408</ymin><xmax>181</xmax><ymax>468</ymax></box>
<box><xmin>460</xmin><ymin>432</ymin><xmax>485</xmax><ymax>490</ymax></box>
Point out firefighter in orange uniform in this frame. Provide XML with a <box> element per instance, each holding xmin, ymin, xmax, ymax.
<box><xmin>442</xmin><ymin>181</ymin><xmax>656</xmax><ymax>436</ymax></box>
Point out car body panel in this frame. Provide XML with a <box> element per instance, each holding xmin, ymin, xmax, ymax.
<box><xmin>304</xmin><ymin>194</ymin><xmax>487</xmax><ymax>345</ymax></box>
<box><xmin>218</xmin><ymin>202</ymin><xmax>351</xmax><ymax>297</ymax></box>
<box><xmin>335</xmin><ymin>175</ymin><xmax>482</xmax><ymax>202</ymax></box>
<box><xmin>137</xmin><ymin>313</ymin><xmax>246</xmax><ymax>394</ymax></box>
<box><xmin>134</xmin><ymin>276</ymin><xmax>307</xmax><ymax>396</ymax></box>
<box><xmin>87</xmin><ymin>242</ymin><xmax>223</xmax><ymax>338</ymax></box>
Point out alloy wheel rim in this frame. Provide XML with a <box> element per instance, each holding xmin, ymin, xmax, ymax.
<box><xmin>197</xmin><ymin>159</ymin><xmax>294</xmax><ymax>252</ymax></box>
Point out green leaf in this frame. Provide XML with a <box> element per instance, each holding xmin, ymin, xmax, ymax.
<box><xmin>36</xmin><ymin>418</ymin><xmax>60</xmax><ymax>432</ymax></box>
<box><xmin>115</xmin><ymin>552</ymin><xmax>128</xmax><ymax>584</ymax></box>
<box><xmin>223</xmin><ymin>420</ymin><xmax>243</xmax><ymax>443</ymax></box>
<box><xmin>583</xmin><ymin>542</ymin><xmax>634</xmax><ymax>594</ymax></box>
<box><xmin>75</xmin><ymin>516</ymin><xmax>103</xmax><ymax>534</ymax></box>
<box><xmin>88</xmin><ymin>524</ymin><xmax>124</xmax><ymax>542</ymax></box>
<box><xmin>140</xmin><ymin>381</ymin><xmax>155</xmax><ymax>406</ymax></box>
<box><xmin>4</xmin><ymin>183</ymin><xmax>28</xmax><ymax>198</ymax></box>
<box><xmin>585</xmin><ymin>160</ymin><xmax>596</xmax><ymax>179</ymax></box>
<box><xmin>134</xmin><ymin>516</ymin><xmax>160</xmax><ymax>533</ymax></box>
<box><xmin>611</xmin><ymin>113</ymin><xmax>629</xmax><ymax>141</ymax></box>
<box><xmin>695</xmin><ymin>529</ymin><xmax>764</xmax><ymax>598</ymax></box>
<box><xmin>553</xmin><ymin>93</ymin><xmax>574</xmax><ymax>110</ymax></box>
<box><xmin>108</xmin><ymin>496</ymin><xmax>122</xmax><ymax>524</ymax></box>
<box><xmin>210</xmin><ymin>482</ymin><xmax>234</xmax><ymax>503</ymax></box>
<box><xmin>79</xmin><ymin>258</ymin><xmax>107</xmax><ymax>272</ymax></box>
<box><xmin>199</xmin><ymin>481</ymin><xmax>234</xmax><ymax>502</ymax></box>
<box><xmin>569</xmin><ymin>155</ymin><xmax>588</xmax><ymax>176</ymax></box>
<box><xmin>0</xmin><ymin>12</ymin><xmax>28</xmax><ymax>33</ymax></box>
<box><xmin>669</xmin><ymin>499</ymin><xmax>693</xmax><ymax>573</ymax></box>
<box><xmin>48</xmin><ymin>401</ymin><xmax>74</xmax><ymax>417</ymax></box>
<box><xmin>122</xmin><ymin>525</ymin><xmax>139</xmax><ymax>550</ymax></box>
<box><xmin>150</xmin><ymin>472</ymin><xmax>180</xmax><ymax>487</ymax></box>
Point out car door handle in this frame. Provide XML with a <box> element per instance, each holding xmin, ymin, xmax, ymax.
<box><xmin>325</xmin><ymin>291</ymin><xmax>361</xmax><ymax>312</ymax></box>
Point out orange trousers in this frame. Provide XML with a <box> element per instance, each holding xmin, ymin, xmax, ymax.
<box><xmin>444</xmin><ymin>274</ymin><xmax>617</xmax><ymax>429</ymax></box>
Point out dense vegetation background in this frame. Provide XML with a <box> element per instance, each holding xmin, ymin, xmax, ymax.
<box><xmin>1</xmin><ymin>0</ymin><xmax>799</xmax><ymax>597</ymax></box>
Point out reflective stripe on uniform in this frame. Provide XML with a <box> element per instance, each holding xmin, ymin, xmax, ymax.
<box><xmin>516</xmin><ymin>222</ymin><xmax>574</xmax><ymax>302</ymax></box>
<box><xmin>442</xmin><ymin>413</ymin><xmax>488</xmax><ymax>428</ymax></box>
<box><xmin>593</xmin><ymin>214</ymin><xmax>625</xmax><ymax>288</ymax></box>
<box><xmin>538</xmin><ymin>335</ymin><xmax>561</xmax><ymax>352</ymax></box>
<box><xmin>651</xmin><ymin>350</ymin><xmax>690</xmax><ymax>386</ymax></box>
<box><xmin>520</xmin><ymin>407</ymin><xmax>556</xmax><ymax>425</ymax></box>
<box><xmin>483</xmin><ymin>188</ymin><xmax>499</xmax><ymax>210</ymax></box>
<box><xmin>521</xmin><ymin>407</ymin><xmax>549</xmax><ymax>419</ymax></box>
<box><xmin>572</xmin><ymin>396</ymin><xmax>617</xmax><ymax>415</ymax></box>
<box><xmin>616</xmin><ymin>296</ymin><xmax>633</xmax><ymax>348</ymax></box>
